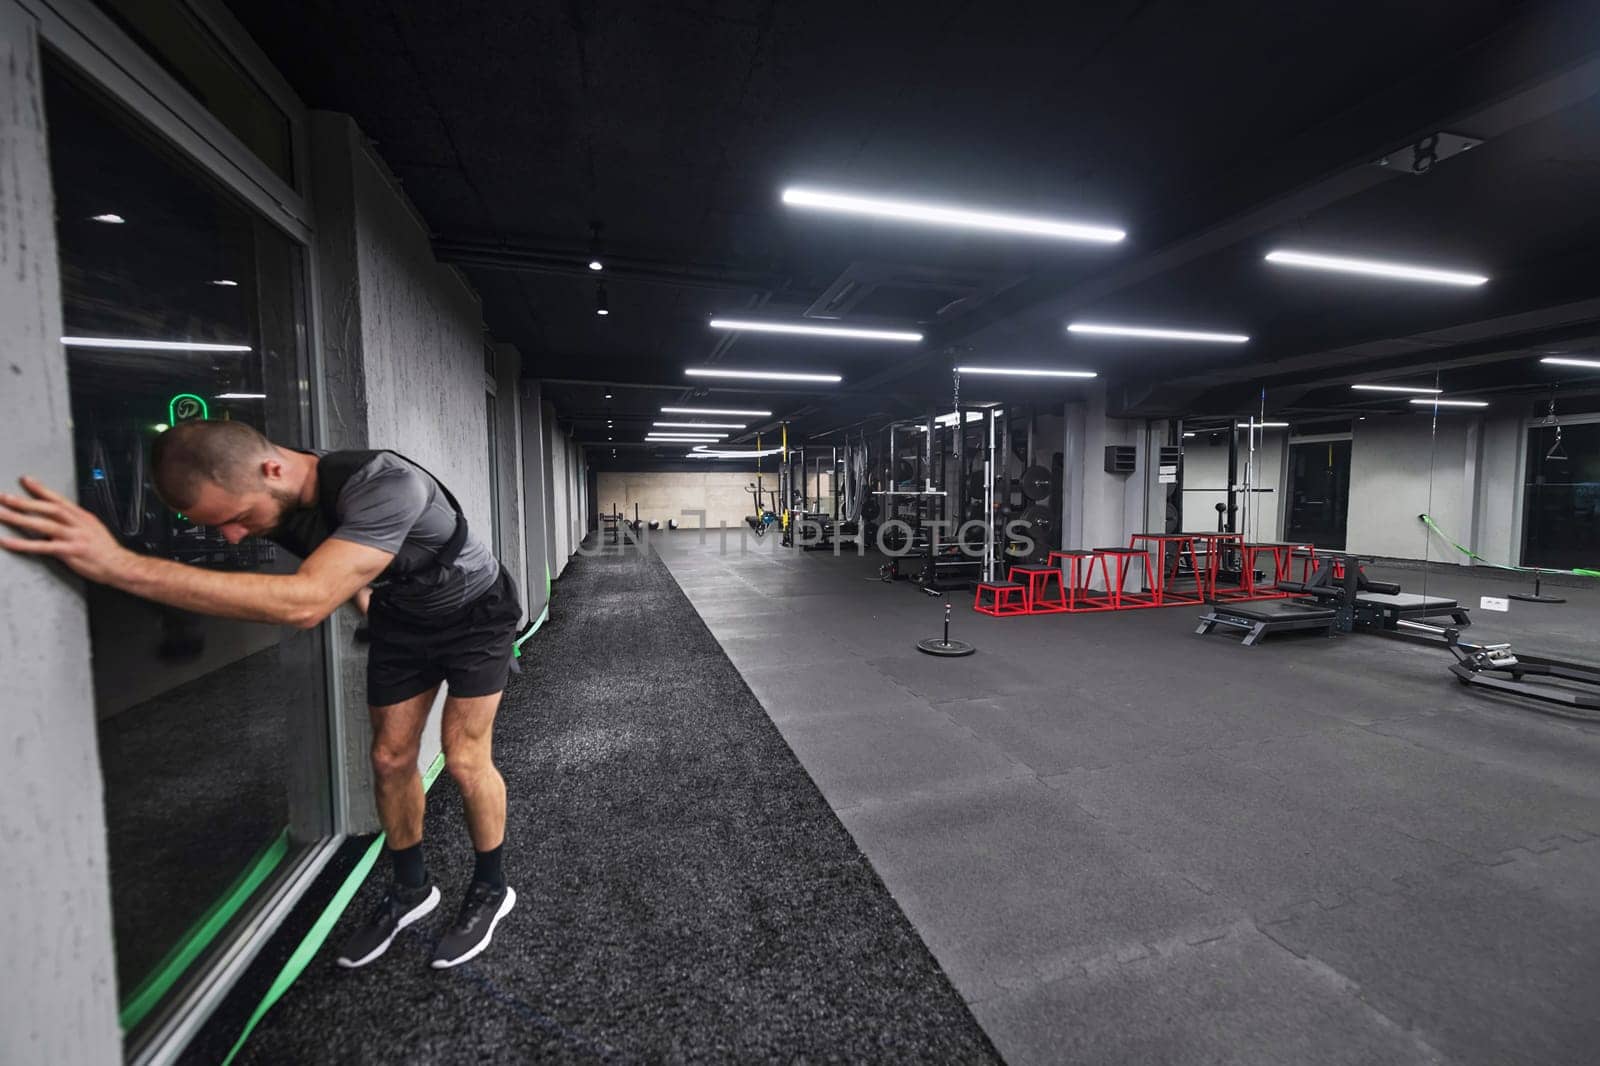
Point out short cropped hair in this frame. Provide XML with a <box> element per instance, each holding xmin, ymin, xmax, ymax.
<box><xmin>151</xmin><ymin>420</ymin><xmax>276</xmax><ymax>509</ymax></box>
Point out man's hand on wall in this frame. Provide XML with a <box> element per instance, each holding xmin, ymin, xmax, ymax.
<box><xmin>0</xmin><ymin>476</ymin><xmax>132</xmax><ymax>584</ymax></box>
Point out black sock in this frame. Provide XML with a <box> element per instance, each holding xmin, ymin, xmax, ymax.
<box><xmin>474</xmin><ymin>844</ymin><xmax>506</xmax><ymax>889</ymax></box>
<box><xmin>390</xmin><ymin>843</ymin><xmax>426</xmax><ymax>889</ymax></box>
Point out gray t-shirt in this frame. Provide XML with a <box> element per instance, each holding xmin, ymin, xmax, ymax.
<box><xmin>272</xmin><ymin>451</ymin><xmax>498</xmax><ymax>617</ymax></box>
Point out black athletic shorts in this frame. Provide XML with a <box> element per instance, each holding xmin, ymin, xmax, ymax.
<box><xmin>366</xmin><ymin>566</ymin><xmax>523</xmax><ymax>706</ymax></box>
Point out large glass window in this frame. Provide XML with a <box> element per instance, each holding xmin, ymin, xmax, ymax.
<box><xmin>91</xmin><ymin>0</ymin><xmax>294</xmax><ymax>184</ymax></box>
<box><xmin>45</xmin><ymin>56</ymin><xmax>324</xmax><ymax>1039</ymax></box>
<box><xmin>1522</xmin><ymin>421</ymin><xmax>1600</xmax><ymax>569</ymax></box>
<box><xmin>1286</xmin><ymin>439</ymin><xmax>1352</xmax><ymax>549</ymax></box>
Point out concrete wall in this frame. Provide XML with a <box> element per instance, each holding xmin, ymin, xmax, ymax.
<box><xmin>0</xmin><ymin>4</ymin><xmax>123</xmax><ymax>1059</ymax></box>
<box><xmin>1067</xmin><ymin>385</ymin><xmax>1144</xmax><ymax>556</ymax></box>
<box><xmin>1348</xmin><ymin>414</ymin><xmax>1473</xmax><ymax>561</ymax></box>
<box><xmin>549</xmin><ymin>414</ymin><xmax>572</xmax><ymax>573</ymax></box>
<box><xmin>491</xmin><ymin>342</ymin><xmax>527</xmax><ymax>622</ymax></box>
<box><xmin>519</xmin><ymin>381</ymin><xmax>552</xmax><ymax>620</ymax></box>
<box><xmin>597</xmin><ymin>470</ymin><xmax>771</xmax><ymax>530</ymax></box>
<box><xmin>1180</xmin><ymin>433</ymin><xmax>1231</xmax><ymax>533</ymax></box>
<box><xmin>351</xmin><ymin>140</ymin><xmax>491</xmax><ymax>540</ymax></box>
<box><xmin>309</xmin><ymin>111</ymin><xmax>499</xmax><ymax>824</ymax></box>
<box><xmin>1474</xmin><ymin>414</ymin><xmax>1525</xmax><ymax>567</ymax></box>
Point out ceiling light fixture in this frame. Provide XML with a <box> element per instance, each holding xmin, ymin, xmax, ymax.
<box><xmin>685</xmin><ymin>368</ymin><xmax>841</xmax><ymax>383</ymax></box>
<box><xmin>90</xmin><ymin>213</ymin><xmax>125</xmax><ymax>224</ymax></box>
<box><xmin>781</xmin><ymin>186</ymin><xmax>1125</xmax><ymax>243</ymax></box>
<box><xmin>661</xmin><ymin>406</ymin><xmax>772</xmax><ymax>417</ymax></box>
<box><xmin>62</xmin><ymin>336</ymin><xmax>252</xmax><ymax>352</ymax></box>
<box><xmin>215</xmin><ymin>392</ymin><xmax>266</xmax><ymax>399</ymax></box>
<box><xmin>647</xmin><ymin>432</ymin><xmax>727</xmax><ymax>440</ymax></box>
<box><xmin>687</xmin><ymin>447</ymin><xmax>787</xmax><ymax>459</ymax></box>
<box><xmin>654</xmin><ymin>421</ymin><xmax>746</xmax><ymax>429</ymax></box>
<box><xmin>595</xmin><ymin>281</ymin><xmax>609</xmax><ymax>316</ymax></box>
<box><xmin>209</xmin><ymin>279</ymin><xmax>239</xmax><ymax>287</ymax></box>
<box><xmin>1540</xmin><ymin>356</ymin><xmax>1600</xmax><ymax>370</ymax></box>
<box><xmin>588</xmin><ymin>259</ymin><xmax>603</xmax><ymax>271</ymax></box>
<box><xmin>1351</xmin><ymin>383</ymin><xmax>1441</xmax><ymax>394</ymax></box>
<box><xmin>1069</xmin><ymin>322</ymin><xmax>1249</xmax><ymax>344</ymax></box>
<box><xmin>1236</xmin><ymin>421</ymin><xmax>1290</xmax><ymax>428</ymax></box>
<box><xmin>709</xmin><ymin>318</ymin><xmax>922</xmax><ymax>343</ymax></box>
<box><xmin>1409</xmin><ymin>398</ymin><xmax>1489</xmax><ymax>408</ymax></box>
<box><xmin>955</xmin><ymin>366</ymin><xmax>1097</xmax><ymax>378</ymax></box>
<box><xmin>1265</xmin><ymin>249</ymin><xmax>1488</xmax><ymax>287</ymax></box>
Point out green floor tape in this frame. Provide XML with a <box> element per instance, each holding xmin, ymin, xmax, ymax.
<box><xmin>120</xmin><ymin>830</ymin><xmax>291</xmax><ymax>1032</ymax></box>
<box><xmin>1419</xmin><ymin>513</ymin><xmax>1600</xmax><ymax>577</ymax></box>
<box><xmin>513</xmin><ymin>604</ymin><xmax>550</xmax><ymax>657</ymax></box>
<box><xmin>221</xmin><ymin>752</ymin><xmax>448</xmax><ymax>1066</ymax></box>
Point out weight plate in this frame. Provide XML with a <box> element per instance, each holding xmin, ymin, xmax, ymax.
<box><xmin>895</xmin><ymin>459</ymin><xmax>915</xmax><ymax>482</ymax></box>
<box><xmin>1019</xmin><ymin>465</ymin><xmax>1052</xmax><ymax>501</ymax></box>
<box><xmin>1020</xmin><ymin>504</ymin><xmax>1053</xmax><ymax>529</ymax></box>
<box><xmin>917</xmin><ymin>637</ymin><xmax>977</xmax><ymax>657</ymax></box>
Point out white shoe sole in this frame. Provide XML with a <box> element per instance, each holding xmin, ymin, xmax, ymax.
<box><xmin>431</xmin><ymin>886</ymin><xmax>517</xmax><ymax>969</ymax></box>
<box><xmin>336</xmin><ymin>885</ymin><xmax>441</xmax><ymax>969</ymax></box>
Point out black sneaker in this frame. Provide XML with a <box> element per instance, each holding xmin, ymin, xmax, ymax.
<box><xmin>335</xmin><ymin>882</ymin><xmax>441</xmax><ymax>969</ymax></box>
<box><xmin>431</xmin><ymin>882</ymin><xmax>517</xmax><ymax>969</ymax></box>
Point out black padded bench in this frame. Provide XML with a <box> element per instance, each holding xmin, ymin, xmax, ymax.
<box><xmin>1195</xmin><ymin>599</ymin><xmax>1338</xmax><ymax>646</ymax></box>
<box><xmin>1354</xmin><ymin>592</ymin><xmax>1470</xmax><ymax>629</ymax></box>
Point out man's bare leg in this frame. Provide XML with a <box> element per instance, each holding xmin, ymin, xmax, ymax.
<box><xmin>440</xmin><ymin>690</ymin><xmax>507</xmax><ymax>851</ymax></box>
<box><xmin>430</xmin><ymin>688</ymin><xmax>514</xmax><ymax>969</ymax></box>
<box><xmin>335</xmin><ymin>685</ymin><xmax>442</xmax><ymax>968</ymax></box>
<box><xmin>370</xmin><ymin>685</ymin><xmax>440</xmax><ymax>847</ymax></box>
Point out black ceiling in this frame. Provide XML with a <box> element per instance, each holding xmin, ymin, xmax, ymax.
<box><xmin>225</xmin><ymin>0</ymin><xmax>1600</xmax><ymax>462</ymax></box>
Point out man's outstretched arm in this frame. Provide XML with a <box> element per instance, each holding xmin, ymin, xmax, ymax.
<box><xmin>0</xmin><ymin>476</ymin><xmax>391</xmax><ymax>629</ymax></box>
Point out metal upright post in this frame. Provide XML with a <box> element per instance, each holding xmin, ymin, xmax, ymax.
<box><xmin>985</xmin><ymin>406</ymin><xmax>996</xmax><ymax>584</ymax></box>
<box><xmin>832</xmin><ymin>445</ymin><xmax>839</xmax><ymax>522</ymax></box>
<box><xmin>1225</xmin><ymin>423</ymin><xmax>1239</xmax><ymax>533</ymax></box>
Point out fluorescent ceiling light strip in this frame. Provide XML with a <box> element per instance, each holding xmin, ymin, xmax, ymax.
<box><xmin>215</xmin><ymin>393</ymin><xmax>267</xmax><ymax>399</ymax></box>
<box><xmin>1409</xmin><ymin>398</ymin><xmax>1488</xmax><ymax>408</ymax></box>
<box><xmin>955</xmin><ymin>366</ymin><xmax>1097</xmax><ymax>378</ymax></box>
<box><xmin>1265</xmin><ymin>250</ymin><xmax>1487</xmax><ymax>287</ymax></box>
<box><xmin>653</xmin><ymin>421</ymin><xmax>746</xmax><ymax>429</ymax></box>
<box><xmin>710</xmin><ymin>318</ymin><xmax>922</xmax><ymax>343</ymax></box>
<box><xmin>1068</xmin><ymin>322</ymin><xmax>1249</xmax><ymax>344</ymax></box>
<box><xmin>1236</xmin><ymin>422</ymin><xmax>1290</xmax><ymax>428</ymax></box>
<box><xmin>62</xmin><ymin>336</ymin><xmax>253</xmax><ymax>352</ymax></box>
<box><xmin>685</xmin><ymin>368</ymin><xmax>841</xmax><ymax>383</ymax></box>
<box><xmin>781</xmin><ymin>186</ymin><xmax>1125</xmax><ymax>243</ymax></box>
<box><xmin>647</xmin><ymin>432</ymin><xmax>727</xmax><ymax>439</ymax></box>
<box><xmin>1350</xmin><ymin>383</ymin><xmax>1441</xmax><ymax>394</ymax></box>
<box><xmin>688</xmin><ymin>447</ymin><xmax>787</xmax><ymax>459</ymax></box>
<box><xmin>1540</xmin><ymin>356</ymin><xmax>1600</xmax><ymax>370</ymax></box>
<box><xmin>661</xmin><ymin>406</ymin><xmax>772</xmax><ymax>416</ymax></box>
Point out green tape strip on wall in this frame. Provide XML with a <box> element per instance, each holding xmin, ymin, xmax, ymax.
<box><xmin>1418</xmin><ymin>513</ymin><xmax>1600</xmax><ymax>577</ymax></box>
<box><xmin>220</xmin><ymin>752</ymin><xmax>447</xmax><ymax>1066</ymax></box>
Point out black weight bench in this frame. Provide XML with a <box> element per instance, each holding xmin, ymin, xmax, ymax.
<box><xmin>1195</xmin><ymin>599</ymin><xmax>1339</xmax><ymax>647</ymax></box>
<box><xmin>1354</xmin><ymin>592</ymin><xmax>1470</xmax><ymax>630</ymax></box>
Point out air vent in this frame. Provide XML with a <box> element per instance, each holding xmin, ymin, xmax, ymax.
<box><xmin>1104</xmin><ymin>445</ymin><xmax>1136</xmax><ymax>475</ymax></box>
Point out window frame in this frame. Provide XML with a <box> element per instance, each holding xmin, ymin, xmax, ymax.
<box><xmin>23</xmin><ymin>3</ymin><xmax>349</xmax><ymax>1062</ymax></box>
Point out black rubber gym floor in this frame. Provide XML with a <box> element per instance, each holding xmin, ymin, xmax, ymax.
<box><xmin>656</xmin><ymin>533</ymin><xmax>1600</xmax><ymax>1066</ymax></box>
<box><xmin>232</xmin><ymin>545</ymin><xmax>999</xmax><ymax>1064</ymax></box>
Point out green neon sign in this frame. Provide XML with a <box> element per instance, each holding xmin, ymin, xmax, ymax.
<box><xmin>168</xmin><ymin>393</ymin><xmax>210</xmax><ymax>425</ymax></box>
